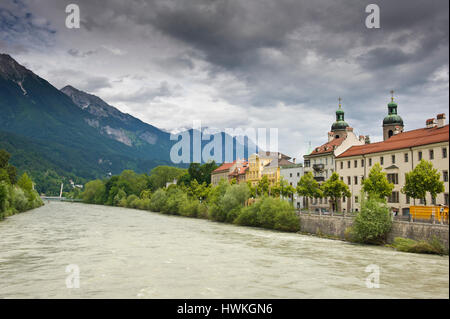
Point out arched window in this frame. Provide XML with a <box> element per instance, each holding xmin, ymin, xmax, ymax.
<box><xmin>388</xmin><ymin>130</ymin><xmax>393</xmax><ymax>138</ymax></box>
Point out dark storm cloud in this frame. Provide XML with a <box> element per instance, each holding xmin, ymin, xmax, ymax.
<box><xmin>1</xmin><ymin>0</ymin><xmax>448</xmax><ymax>156</ymax></box>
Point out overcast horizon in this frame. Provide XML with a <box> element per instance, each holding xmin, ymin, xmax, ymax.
<box><xmin>1</xmin><ymin>0</ymin><xmax>448</xmax><ymax>160</ymax></box>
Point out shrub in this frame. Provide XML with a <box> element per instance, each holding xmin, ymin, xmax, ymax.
<box><xmin>149</xmin><ymin>188</ymin><xmax>167</xmax><ymax>212</ymax></box>
<box><xmin>11</xmin><ymin>186</ymin><xmax>29</xmax><ymax>212</ymax></box>
<box><xmin>392</xmin><ymin>237</ymin><xmax>447</xmax><ymax>255</ymax></box>
<box><xmin>274</xmin><ymin>208</ymin><xmax>300</xmax><ymax>232</ymax></box>
<box><xmin>350</xmin><ymin>195</ymin><xmax>392</xmax><ymax>244</ymax></box>
<box><xmin>126</xmin><ymin>195</ymin><xmax>139</xmax><ymax>208</ymax></box>
<box><xmin>235</xmin><ymin>201</ymin><xmax>260</xmax><ymax>227</ymax></box>
<box><xmin>161</xmin><ymin>188</ymin><xmax>187</xmax><ymax>215</ymax></box>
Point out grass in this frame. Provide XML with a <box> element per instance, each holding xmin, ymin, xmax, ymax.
<box><xmin>389</xmin><ymin>237</ymin><xmax>448</xmax><ymax>255</ymax></box>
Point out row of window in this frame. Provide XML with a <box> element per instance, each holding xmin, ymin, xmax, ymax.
<box><xmin>339</xmin><ymin>147</ymin><xmax>448</xmax><ymax>169</ymax></box>
<box><xmin>341</xmin><ymin>171</ymin><xmax>448</xmax><ymax>186</ymax></box>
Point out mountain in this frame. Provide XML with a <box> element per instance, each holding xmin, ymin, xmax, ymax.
<box><xmin>61</xmin><ymin>85</ymin><xmax>172</xmax><ymax>157</ymax></box>
<box><xmin>0</xmin><ymin>53</ymin><xmax>258</xmax><ymax>194</ymax></box>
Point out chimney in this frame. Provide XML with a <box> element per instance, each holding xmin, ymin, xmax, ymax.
<box><xmin>437</xmin><ymin>113</ymin><xmax>446</xmax><ymax>128</ymax></box>
<box><xmin>426</xmin><ymin>118</ymin><xmax>437</xmax><ymax>128</ymax></box>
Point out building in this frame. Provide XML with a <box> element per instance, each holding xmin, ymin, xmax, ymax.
<box><xmin>246</xmin><ymin>151</ymin><xmax>293</xmax><ymax>186</ymax></box>
<box><xmin>211</xmin><ymin>159</ymin><xmax>248</xmax><ymax>186</ymax></box>
<box><xmin>303</xmin><ymin>99</ymin><xmax>367</xmax><ymax>211</ymax></box>
<box><xmin>280</xmin><ymin>161</ymin><xmax>304</xmax><ymax>209</ymax></box>
<box><xmin>336</xmin><ymin>96</ymin><xmax>449</xmax><ymax>215</ymax></box>
<box><xmin>228</xmin><ymin>161</ymin><xmax>249</xmax><ymax>184</ymax></box>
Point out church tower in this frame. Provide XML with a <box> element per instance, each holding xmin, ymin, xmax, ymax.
<box><xmin>330</xmin><ymin>97</ymin><xmax>349</xmax><ymax>140</ymax></box>
<box><xmin>383</xmin><ymin>90</ymin><xmax>404</xmax><ymax>141</ymax></box>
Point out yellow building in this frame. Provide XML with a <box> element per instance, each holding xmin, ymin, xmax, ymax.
<box><xmin>246</xmin><ymin>152</ymin><xmax>293</xmax><ymax>186</ymax></box>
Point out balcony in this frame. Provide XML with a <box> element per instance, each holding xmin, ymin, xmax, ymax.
<box><xmin>312</xmin><ymin>163</ymin><xmax>325</xmax><ymax>173</ymax></box>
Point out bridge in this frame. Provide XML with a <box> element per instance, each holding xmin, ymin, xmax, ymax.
<box><xmin>40</xmin><ymin>196</ymin><xmax>83</xmax><ymax>202</ymax></box>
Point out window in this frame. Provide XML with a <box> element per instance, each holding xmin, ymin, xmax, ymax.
<box><xmin>369</xmin><ymin>158</ymin><xmax>372</xmax><ymax>166</ymax></box>
<box><xmin>290</xmin><ymin>173</ymin><xmax>292</xmax><ymax>178</ymax></box>
<box><xmin>325</xmin><ymin>158</ymin><xmax>328</xmax><ymax>165</ymax></box>
<box><xmin>391</xmin><ymin>155</ymin><xmax>395</xmax><ymax>164</ymax></box>
<box><xmin>380</xmin><ymin>156</ymin><xmax>384</xmax><ymax>165</ymax></box>
<box><xmin>340</xmin><ymin>162</ymin><xmax>343</xmax><ymax>169</ymax></box>
<box><xmin>347</xmin><ymin>176</ymin><xmax>351</xmax><ymax>185</ymax></box>
<box><xmin>432</xmin><ymin>197</ymin><xmax>436</xmax><ymax>205</ymax></box>
<box><xmin>443</xmin><ymin>171</ymin><xmax>448</xmax><ymax>182</ymax></box>
<box><xmin>347</xmin><ymin>161</ymin><xmax>351</xmax><ymax>168</ymax></box>
<box><xmin>387</xmin><ymin>173</ymin><xmax>399</xmax><ymax>184</ymax></box>
<box><xmin>429</xmin><ymin>149</ymin><xmax>434</xmax><ymax>160</ymax></box>
<box><xmin>418</xmin><ymin>151</ymin><xmax>422</xmax><ymax>160</ymax></box>
<box><xmin>443</xmin><ymin>148</ymin><xmax>448</xmax><ymax>159</ymax></box>
<box><xmin>354</xmin><ymin>176</ymin><xmax>358</xmax><ymax>185</ymax></box>
<box><xmin>445</xmin><ymin>194</ymin><xmax>449</xmax><ymax>206</ymax></box>
<box><xmin>419</xmin><ymin>198</ymin><xmax>424</xmax><ymax>204</ymax></box>
<box><xmin>305</xmin><ymin>160</ymin><xmax>310</xmax><ymax>167</ymax></box>
<box><xmin>355</xmin><ymin>196</ymin><xmax>359</xmax><ymax>203</ymax></box>
<box><xmin>342</xmin><ymin>196</ymin><xmax>346</xmax><ymax>202</ymax></box>
<box><xmin>340</xmin><ymin>177</ymin><xmax>344</xmax><ymax>181</ymax></box>
<box><xmin>388</xmin><ymin>191</ymin><xmax>400</xmax><ymax>203</ymax></box>
<box><xmin>404</xmin><ymin>153</ymin><xmax>409</xmax><ymax>163</ymax></box>
<box><xmin>319</xmin><ymin>198</ymin><xmax>323</xmax><ymax>204</ymax></box>
<box><xmin>354</xmin><ymin>160</ymin><xmax>357</xmax><ymax>168</ymax></box>
<box><xmin>361</xmin><ymin>159</ymin><xmax>365</xmax><ymax>167</ymax></box>
<box><xmin>406</xmin><ymin>195</ymin><xmax>410</xmax><ymax>204</ymax></box>
<box><xmin>297</xmin><ymin>172</ymin><xmax>300</xmax><ymax>177</ymax></box>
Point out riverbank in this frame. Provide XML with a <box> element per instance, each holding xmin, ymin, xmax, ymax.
<box><xmin>1</xmin><ymin>201</ymin><xmax>448</xmax><ymax>298</ymax></box>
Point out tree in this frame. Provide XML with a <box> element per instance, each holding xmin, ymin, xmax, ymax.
<box><xmin>321</xmin><ymin>172</ymin><xmax>351</xmax><ymax>212</ymax></box>
<box><xmin>362</xmin><ymin>163</ymin><xmax>394</xmax><ymax>200</ymax></box>
<box><xmin>270</xmin><ymin>177</ymin><xmax>296</xmax><ymax>202</ymax></box>
<box><xmin>296</xmin><ymin>172</ymin><xmax>322</xmax><ymax>210</ymax></box>
<box><xmin>0</xmin><ymin>149</ymin><xmax>11</xmax><ymax>169</ymax></box>
<box><xmin>149</xmin><ymin>166</ymin><xmax>186</xmax><ymax>190</ymax></box>
<box><xmin>257</xmin><ymin>175</ymin><xmax>270</xmax><ymax>196</ymax></box>
<box><xmin>401</xmin><ymin>160</ymin><xmax>445</xmax><ymax>205</ymax></box>
<box><xmin>82</xmin><ymin>180</ymin><xmax>105</xmax><ymax>204</ymax></box>
<box><xmin>17</xmin><ymin>173</ymin><xmax>33</xmax><ymax>192</ymax></box>
<box><xmin>350</xmin><ymin>194</ymin><xmax>392</xmax><ymax>244</ymax></box>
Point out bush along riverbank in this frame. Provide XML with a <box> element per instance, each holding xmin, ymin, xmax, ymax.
<box><xmin>77</xmin><ymin>169</ymin><xmax>300</xmax><ymax>233</ymax></box>
<box><xmin>0</xmin><ymin>150</ymin><xmax>43</xmax><ymax>221</ymax></box>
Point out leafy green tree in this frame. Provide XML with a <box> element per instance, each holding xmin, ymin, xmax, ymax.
<box><xmin>401</xmin><ymin>160</ymin><xmax>445</xmax><ymax>205</ymax></box>
<box><xmin>321</xmin><ymin>172</ymin><xmax>351</xmax><ymax>212</ymax></box>
<box><xmin>17</xmin><ymin>173</ymin><xmax>33</xmax><ymax>192</ymax></box>
<box><xmin>296</xmin><ymin>172</ymin><xmax>322</xmax><ymax>210</ymax></box>
<box><xmin>7</xmin><ymin>166</ymin><xmax>17</xmax><ymax>184</ymax></box>
<box><xmin>362</xmin><ymin>163</ymin><xmax>394</xmax><ymax>200</ymax></box>
<box><xmin>0</xmin><ymin>150</ymin><xmax>10</xmax><ymax>169</ymax></box>
<box><xmin>82</xmin><ymin>180</ymin><xmax>105</xmax><ymax>204</ymax></box>
<box><xmin>350</xmin><ymin>194</ymin><xmax>392</xmax><ymax>244</ymax></box>
<box><xmin>247</xmin><ymin>181</ymin><xmax>257</xmax><ymax>198</ymax></box>
<box><xmin>257</xmin><ymin>175</ymin><xmax>270</xmax><ymax>196</ymax></box>
<box><xmin>149</xmin><ymin>166</ymin><xmax>186</xmax><ymax>190</ymax></box>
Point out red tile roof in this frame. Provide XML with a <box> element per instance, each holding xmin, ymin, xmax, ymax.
<box><xmin>308</xmin><ymin>137</ymin><xmax>345</xmax><ymax>156</ymax></box>
<box><xmin>337</xmin><ymin>125</ymin><xmax>449</xmax><ymax>158</ymax></box>
<box><xmin>212</xmin><ymin>161</ymin><xmax>236</xmax><ymax>173</ymax></box>
<box><xmin>228</xmin><ymin>164</ymin><xmax>249</xmax><ymax>176</ymax></box>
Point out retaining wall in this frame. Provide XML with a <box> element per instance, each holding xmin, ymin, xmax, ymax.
<box><xmin>298</xmin><ymin>214</ymin><xmax>449</xmax><ymax>250</ymax></box>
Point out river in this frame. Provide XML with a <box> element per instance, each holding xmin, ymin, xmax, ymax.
<box><xmin>0</xmin><ymin>202</ymin><xmax>448</xmax><ymax>298</ymax></box>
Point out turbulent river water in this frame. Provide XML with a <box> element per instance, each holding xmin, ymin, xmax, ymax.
<box><xmin>0</xmin><ymin>202</ymin><xmax>448</xmax><ymax>298</ymax></box>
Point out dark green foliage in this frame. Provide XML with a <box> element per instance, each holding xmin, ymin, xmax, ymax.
<box><xmin>0</xmin><ymin>150</ymin><xmax>43</xmax><ymax>220</ymax></box>
<box><xmin>350</xmin><ymin>195</ymin><xmax>392</xmax><ymax>244</ymax></box>
<box><xmin>391</xmin><ymin>237</ymin><xmax>447</xmax><ymax>255</ymax></box>
<box><xmin>80</xmin><ymin>167</ymin><xmax>300</xmax><ymax>233</ymax></box>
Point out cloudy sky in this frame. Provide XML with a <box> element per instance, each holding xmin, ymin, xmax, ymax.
<box><xmin>1</xmin><ymin>0</ymin><xmax>448</xmax><ymax>159</ymax></box>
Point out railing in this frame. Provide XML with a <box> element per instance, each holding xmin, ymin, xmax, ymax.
<box><xmin>296</xmin><ymin>209</ymin><xmax>449</xmax><ymax>225</ymax></box>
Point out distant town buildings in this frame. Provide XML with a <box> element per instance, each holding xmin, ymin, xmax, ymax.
<box><xmin>210</xmin><ymin>92</ymin><xmax>449</xmax><ymax>215</ymax></box>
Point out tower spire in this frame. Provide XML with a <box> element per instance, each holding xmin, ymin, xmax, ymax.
<box><xmin>338</xmin><ymin>97</ymin><xmax>342</xmax><ymax>108</ymax></box>
<box><xmin>390</xmin><ymin>89</ymin><xmax>394</xmax><ymax>102</ymax></box>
